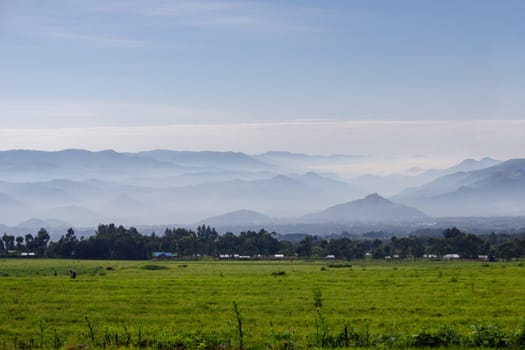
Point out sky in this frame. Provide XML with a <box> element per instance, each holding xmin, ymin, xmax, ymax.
<box><xmin>0</xmin><ymin>0</ymin><xmax>524</xmax><ymax>163</ymax></box>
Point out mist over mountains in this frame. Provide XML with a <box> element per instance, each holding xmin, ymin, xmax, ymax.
<box><xmin>351</xmin><ymin>157</ymin><xmax>501</xmax><ymax>196</ymax></box>
<box><xmin>0</xmin><ymin>149</ymin><xmax>523</xmax><ymax>237</ymax></box>
<box><xmin>394</xmin><ymin>158</ymin><xmax>525</xmax><ymax>216</ymax></box>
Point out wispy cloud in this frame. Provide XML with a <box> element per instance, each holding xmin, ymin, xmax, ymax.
<box><xmin>87</xmin><ymin>0</ymin><xmax>323</xmax><ymax>32</ymax></box>
<box><xmin>6</xmin><ymin>0</ymin><xmax>321</xmax><ymax>51</ymax></box>
<box><xmin>30</xmin><ymin>31</ymin><xmax>153</xmax><ymax>48</ymax></box>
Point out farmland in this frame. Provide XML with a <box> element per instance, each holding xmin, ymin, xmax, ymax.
<box><xmin>1</xmin><ymin>259</ymin><xmax>525</xmax><ymax>349</ymax></box>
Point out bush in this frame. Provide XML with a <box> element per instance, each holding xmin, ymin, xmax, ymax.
<box><xmin>411</xmin><ymin>325</ymin><xmax>461</xmax><ymax>347</ymax></box>
<box><xmin>470</xmin><ymin>323</ymin><xmax>510</xmax><ymax>348</ymax></box>
<box><xmin>141</xmin><ymin>264</ymin><xmax>168</xmax><ymax>271</ymax></box>
<box><xmin>327</xmin><ymin>263</ymin><xmax>352</xmax><ymax>268</ymax></box>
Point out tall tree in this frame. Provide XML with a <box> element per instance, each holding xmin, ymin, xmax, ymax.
<box><xmin>34</xmin><ymin>228</ymin><xmax>50</xmax><ymax>256</ymax></box>
<box><xmin>15</xmin><ymin>236</ymin><xmax>25</xmax><ymax>251</ymax></box>
<box><xmin>2</xmin><ymin>233</ymin><xmax>15</xmax><ymax>251</ymax></box>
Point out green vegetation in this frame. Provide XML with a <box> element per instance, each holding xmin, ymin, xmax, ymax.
<box><xmin>3</xmin><ymin>225</ymin><xmax>525</xmax><ymax>261</ymax></box>
<box><xmin>1</xmin><ymin>259</ymin><xmax>525</xmax><ymax>349</ymax></box>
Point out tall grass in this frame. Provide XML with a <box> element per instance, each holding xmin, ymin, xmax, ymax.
<box><xmin>1</xmin><ymin>259</ymin><xmax>525</xmax><ymax>348</ymax></box>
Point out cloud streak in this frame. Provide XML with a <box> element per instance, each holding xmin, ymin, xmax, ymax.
<box><xmin>5</xmin><ymin>0</ymin><xmax>321</xmax><ymax>52</ymax></box>
<box><xmin>31</xmin><ymin>31</ymin><xmax>155</xmax><ymax>48</ymax></box>
<box><xmin>87</xmin><ymin>0</ymin><xmax>322</xmax><ymax>32</ymax></box>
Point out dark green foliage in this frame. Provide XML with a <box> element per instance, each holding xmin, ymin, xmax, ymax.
<box><xmin>2</xmin><ymin>233</ymin><xmax>15</xmax><ymax>251</ymax></box>
<box><xmin>84</xmin><ymin>316</ymin><xmax>96</xmax><ymax>345</ymax></box>
<box><xmin>469</xmin><ymin>323</ymin><xmax>510</xmax><ymax>348</ymax></box>
<box><xmin>141</xmin><ymin>264</ymin><xmax>168</xmax><ymax>270</ymax></box>
<box><xmin>312</xmin><ymin>288</ymin><xmax>323</xmax><ymax>309</ymax></box>
<box><xmin>3</xmin><ymin>225</ymin><xmax>525</xmax><ymax>261</ymax></box>
<box><xmin>411</xmin><ymin>325</ymin><xmax>461</xmax><ymax>347</ymax></box>
<box><xmin>327</xmin><ymin>262</ymin><xmax>352</xmax><ymax>268</ymax></box>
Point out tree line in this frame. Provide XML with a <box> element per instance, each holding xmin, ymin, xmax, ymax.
<box><xmin>1</xmin><ymin>225</ymin><xmax>525</xmax><ymax>260</ymax></box>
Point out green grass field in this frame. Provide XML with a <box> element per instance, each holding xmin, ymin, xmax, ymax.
<box><xmin>1</xmin><ymin>258</ymin><xmax>525</xmax><ymax>349</ymax></box>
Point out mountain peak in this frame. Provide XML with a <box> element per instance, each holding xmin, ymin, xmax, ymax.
<box><xmin>304</xmin><ymin>193</ymin><xmax>430</xmax><ymax>223</ymax></box>
<box><xmin>364</xmin><ymin>193</ymin><xmax>384</xmax><ymax>201</ymax></box>
<box><xmin>452</xmin><ymin>157</ymin><xmax>501</xmax><ymax>172</ymax></box>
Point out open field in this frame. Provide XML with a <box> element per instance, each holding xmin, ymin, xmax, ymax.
<box><xmin>1</xmin><ymin>259</ymin><xmax>525</xmax><ymax>349</ymax></box>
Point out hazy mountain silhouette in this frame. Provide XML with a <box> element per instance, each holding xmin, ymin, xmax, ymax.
<box><xmin>420</xmin><ymin>157</ymin><xmax>501</xmax><ymax>178</ymax></box>
<box><xmin>120</xmin><ymin>170</ymin><xmax>277</xmax><ymax>188</ymax></box>
<box><xmin>0</xmin><ymin>192</ymin><xmax>29</xmax><ymax>225</ymax></box>
<box><xmin>0</xmin><ymin>149</ymin><xmax>182</xmax><ymax>181</ymax></box>
<box><xmin>351</xmin><ymin>157</ymin><xmax>501</xmax><ymax>196</ymax></box>
<box><xmin>200</xmin><ymin>209</ymin><xmax>272</xmax><ymax>227</ymax></box>
<box><xmin>0</xmin><ymin>192</ymin><xmax>24</xmax><ymax>207</ymax></box>
<box><xmin>136</xmin><ymin>150</ymin><xmax>271</xmax><ymax>170</ymax></box>
<box><xmin>290</xmin><ymin>172</ymin><xmax>364</xmax><ymax>197</ymax></box>
<box><xmin>302</xmin><ymin>193</ymin><xmax>430</xmax><ymax>223</ymax></box>
<box><xmin>0</xmin><ymin>149</ymin><xmax>520</xmax><ymax>226</ymax></box>
<box><xmin>16</xmin><ymin>217</ymin><xmax>71</xmax><ymax>231</ymax></box>
<box><xmin>394</xmin><ymin>159</ymin><xmax>525</xmax><ymax>216</ymax></box>
<box><xmin>39</xmin><ymin>205</ymin><xmax>105</xmax><ymax>227</ymax></box>
<box><xmin>255</xmin><ymin>151</ymin><xmax>363</xmax><ymax>171</ymax></box>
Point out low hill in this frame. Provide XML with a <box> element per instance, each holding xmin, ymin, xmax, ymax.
<box><xmin>200</xmin><ymin>210</ymin><xmax>272</xmax><ymax>227</ymax></box>
<box><xmin>303</xmin><ymin>193</ymin><xmax>431</xmax><ymax>223</ymax></box>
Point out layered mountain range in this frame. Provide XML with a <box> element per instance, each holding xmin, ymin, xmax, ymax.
<box><xmin>0</xmin><ymin>149</ymin><xmax>522</xmax><ymax>236</ymax></box>
<box><xmin>393</xmin><ymin>159</ymin><xmax>525</xmax><ymax>216</ymax></box>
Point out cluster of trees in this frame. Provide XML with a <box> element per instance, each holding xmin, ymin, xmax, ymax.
<box><xmin>0</xmin><ymin>225</ymin><xmax>285</xmax><ymax>260</ymax></box>
<box><xmin>305</xmin><ymin>228</ymin><xmax>525</xmax><ymax>260</ymax></box>
<box><xmin>1</xmin><ymin>228</ymin><xmax>50</xmax><ymax>256</ymax></box>
<box><xmin>2</xmin><ymin>225</ymin><xmax>525</xmax><ymax>260</ymax></box>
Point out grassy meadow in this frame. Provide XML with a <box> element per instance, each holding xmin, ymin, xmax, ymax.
<box><xmin>1</xmin><ymin>258</ymin><xmax>525</xmax><ymax>349</ymax></box>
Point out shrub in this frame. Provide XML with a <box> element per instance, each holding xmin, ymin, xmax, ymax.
<box><xmin>141</xmin><ymin>264</ymin><xmax>168</xmax><ymax>270</ymax></box>
<box><xmin>470</xmin><ymin>323</ymin><xmax>510</xmax><ymax>348</ymax></box>
<box><xmin>411</xmin><ymin>325</ymin><xmax>461</xmax><ymax>348</ymax></box>
<box><xmin>327</xmin><ymin>263</ymin><xmax>352</xmax><ymax>268</ymax></box>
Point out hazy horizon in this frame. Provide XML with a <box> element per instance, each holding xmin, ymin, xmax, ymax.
<box><xmin>0</xmin><ymin>120</ymin><xmax>523</xmax><ymax>176</ymax></box>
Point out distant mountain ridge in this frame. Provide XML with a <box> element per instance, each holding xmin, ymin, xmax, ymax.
<box><xmin>254</xmin><ymin>151</ymin><xmax>363</xmax><ymax>171</ymax></box>
<box><xmin>394</xmin><ymin>158</ymin><xmax>525</xmax><ymax>216</ymax></box>
<box><xmin>351</xmin><ymin>157</ymin><xmax>501</xmax><ymax>196</ymax></box>
<box><xmin>135</xmin><ymin>150</ymin><xmax>271</xmax><ymax>170</ymax></box>
<box><xmin>420</xmin><ymin>157</ymin><xmax>501</xmax><ymax>178</ymax></box>
<box><xmin>0</xmin><ymin>149</ymin><xmax>181</xmax><ymax>182</ymax></box>
<box><xmin>0</xmin><ymin>149</ymin><xmax>521</xmax><ymax>226</ymax></box>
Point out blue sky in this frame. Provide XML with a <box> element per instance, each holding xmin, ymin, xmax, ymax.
<box><xmin>0</xmin><ymin>0</ymin><xmax>524</xmax><ymax>160</ymax></box>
